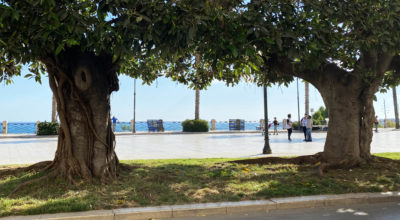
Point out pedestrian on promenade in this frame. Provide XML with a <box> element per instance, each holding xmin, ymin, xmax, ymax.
<box><xmin>306</xmin><ymin>115</ymin><xmax>313</xmax><ymax>142</ymax></box>
<box><xmin>286</xmin><ymin>114</ymin><xmax>292</xmax><ymax>141</ymax></box>
<box><xmin>273</xmin><ymin>117</ymin><xmax>279</xmax><ymax>135</ymax></box>
<box><xmin>112</xmin><ymin>116</ymin><xmax>118</xmax><ymax>132</ymax></box>
<box><xmin>374</xmin><ymin>116</ymin><xmax>379</xmax><ymax>132</ymax></box>
<box><xmin>301</xmin><ymin>114</ymin><xmax>308</xmax><ymax>141</ymax></box>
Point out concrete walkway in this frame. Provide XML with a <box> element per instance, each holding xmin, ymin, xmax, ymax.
<box><xmin>0</xmin><ymin>129</ymin><xmax>399</xmax><ymax>165</ymax></box>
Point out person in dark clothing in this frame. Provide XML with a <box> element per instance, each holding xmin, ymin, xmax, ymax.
<box><xmin>286</xmin><ymin>114</ymin><xmax>292</xmax><ymax>141</ymax></box>
<box><xmin>273</xmin><ymin>117</ymin><xmax>279</xmax><ymax>135</ymax></box>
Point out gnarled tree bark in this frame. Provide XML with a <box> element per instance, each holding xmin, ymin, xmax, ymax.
<box><xmin>312</xmin><ymin>65</ymin><xmax>376</xmax><ymax>168</ymax></box>
<box><xmin>42</xmin><ymin>48</ymin><xmax>120</xmax><ymax>182</ymax></box>
<box><xmin>272</xmin><ymin>52</ymin><xmax>394</xmax><ymax>169</ymax></box>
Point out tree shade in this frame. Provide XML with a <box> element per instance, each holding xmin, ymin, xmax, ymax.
<box><xmin>1</xmin><ymin>0</ymin><xmax>400</xmax><ymax>183</ymax></box>
<box><xmin>0</xmin><ymin>0</ymin><xmax>238</xmax><ymax>182</ymax></box>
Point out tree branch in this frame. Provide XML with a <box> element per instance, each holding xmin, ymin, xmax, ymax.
<box><xmin>389</xmin><ymin>54</ymin><xmax>400</xmax><ymax>72</ymax></box>
<box><xmin>270</xmin><ymin>55</ymin><xmax>351</xmax><ymax>90</ymax></box>
<box><xmin>377</xmin><ymin>52</ymin><xmax>394</xmax><ymax>76</ymax></box>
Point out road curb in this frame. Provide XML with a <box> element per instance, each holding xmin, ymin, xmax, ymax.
<box><xmin>2</xmin><ymin>191</ymin><xmax>400</xmax><ymax>220</ymax></box>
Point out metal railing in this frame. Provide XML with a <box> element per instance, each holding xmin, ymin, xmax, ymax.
<box><xmin>1</xmin><ymin>120</ymin><xmax>279</xmax><ymax>134</ymax></box>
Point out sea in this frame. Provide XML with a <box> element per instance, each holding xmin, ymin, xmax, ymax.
<box><xmin>0</xmin><ymin>121</ymin><xmax>285</xmax><ymax>134</ymax></box>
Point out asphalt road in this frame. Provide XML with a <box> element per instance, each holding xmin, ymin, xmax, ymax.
<box><xmin>170</xmin><ymin>202</ymin><xmax>400</xmax><ymax>220</ymax></box>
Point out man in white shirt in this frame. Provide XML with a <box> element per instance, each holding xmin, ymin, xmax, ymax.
<box><xmin>306</xmin><ymin>115</ymin><xmax>313</xmax><ymax>142</ymax></box>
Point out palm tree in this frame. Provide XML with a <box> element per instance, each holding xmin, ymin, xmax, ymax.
<box><xmin>305</xmin><ymin>82</ymin><xmax>310</xmax><ymax>115</ymax></box>
<box><xmin>393</xmin><ymin>86</ymin><xmax>399</xmax><ymax>129</ymax></box>
<box><xmin>51</xmin><ymin>95</ymin><xmax>57</xmax><ymax>122</ymax></box>
<box><xmin>194</xmin><ymin>54</ymin><xmax>201</xmax><ymax>120</ymax></box>
<box><xmin>195</xmin><ymin>88</ymin><xmax>200</xmax><ymax>120</ymax></box>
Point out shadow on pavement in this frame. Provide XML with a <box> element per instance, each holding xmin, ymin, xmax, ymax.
<box><xmin>208</xmin><ymin>134</ymin><xmax>261</xmax><ymax>139</ymax></box>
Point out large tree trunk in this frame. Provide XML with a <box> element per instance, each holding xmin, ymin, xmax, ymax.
<box><xmin>273</xmin><ymin>52</ymin><xmax>394</xmax><ymax>169</ymax></box>
<box><xmin>312</xmin><ymin>68</ymin><xmax>377</xmax><ymax>168</ymax></box>
<box><xmin>43</xmin><ymin>48</ymin><xmax>119</xmax><ymax>181</ymax></box>
<box><xmin>393</xmin><ymin>86</ymin><xmax>399</xmax><ymax>129</ymax></box>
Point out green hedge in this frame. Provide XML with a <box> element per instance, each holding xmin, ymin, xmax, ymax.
<box><xmin>312</xmin><ymin>126</ymin><xmax>321</xmax><ymax>131</ymax></box>
<box><xmin>37</xmin><ymin>121</ymin><xmax>59</xmax><ymax>135</ymax></box>
<box><xmin>182</xmin><ymin>119</ymin><xmax>209</xmax><ymax>132</ymax></box>
<box><xmin>291</xmin><ymin>121</ymin><xmax>300</xmax><ymax>130</ymax></box>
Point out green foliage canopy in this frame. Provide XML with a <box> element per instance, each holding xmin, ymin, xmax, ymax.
<box><xmin>312</xmin><ymin>106</ymin><xmax>328</xmax><ymax>125</ymax></box>
<box><xmin>158</xmin><ymin>0</ymin><xmax>400</xmax><ymax>89</ymax></box>
<box><xmin>2</xmin><ymin>0</ymin><xmax>400</xmax><ymax>90</ymax></box>
<box><xmin>263</xmin><ymin>0</ymin><xmax>399</xmax><ymax>85</ymax></box>
<box><xmin>0</xmin><ymin>0</ymin><xmax>240</xmax><ymax>86</ymax></box>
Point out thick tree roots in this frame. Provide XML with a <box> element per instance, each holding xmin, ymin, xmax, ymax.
<box><xmin>0</xmin><ymin>161</ymin><xmax>55</xmax><ymax>197</ymax></box>
<box><xmin>0</xmin><ymin>161</ymin><xmax>52</xmax><ymax>177</ymax></box>
<box><xmin>8</xmin><ymin>170</ymin><xmax>58</xmax><ymax>198</ymax></box>
<box><xmin>3</xmin><ymin>160</ymin><xmax>127</xmax><ymax>198</ymax></box>
<box><xmin>41</xmin><ymin>50</ymin><xmax>120</xmax><ymax>183</ymax></box>
<box><xmin>371</xmin><ymin>155</ymin><xmax>400</xmax><ymax>165</ymax></box>
<box><xmin>231</xmin><ymin>153</ymin><xmax>323</xmax><ymax>165</ymax></box>
<box><xmin>229</xmin><ymin>152</ymin><xmax>397</xmax><ymax>177</ymax></box>
<box><xmin>4</xmin><ymin>50</ymin><xmax>121</xmax><ymax>196</ymax></box>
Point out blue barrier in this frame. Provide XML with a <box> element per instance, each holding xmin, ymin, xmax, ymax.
<box><xmin>1</xmin><ymin>121</ymin><xmax>286</xmax><ymax>133</ymax></box>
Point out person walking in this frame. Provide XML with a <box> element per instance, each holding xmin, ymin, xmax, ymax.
<box><xmin>301</xmin><ymin>114</ymin><xmax>308</xmax><ymax>141</ymax></box>
<box><xmin>112</xmin><ymin>116</ymin><xmax>118</xmax><ymax>132</ymax></box>
<box><xmin>374</xmin><ymin>116</ymin><xmax>379</xmax><ymax>132</ymax></box>
<box><xmin>286</xmin><ymin>114</ymin><xmax>293</xmax><ymax>141</ymax></box>
<box><xmin>273</xmin><ymin>117</ymin><xmax>279</xmax><ymax>135</ymax></box>
<box><xmin>306</xmin><ymin>115</ymin><xmax>313</xmax><ymax>142</ymax></box>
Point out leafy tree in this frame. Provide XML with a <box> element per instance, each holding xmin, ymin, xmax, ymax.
<box><xmin>311</xmin><ymin>106</ymin><xmax>328</xmax><ymax>125</ymax></box>
<box><xmin>319</xmin><ymin>106</ymin><xmax>328</xmax><ymax>119</ymax></box>
<box><xmin>2</xmin><ymin>0</ymin><xmax>400</xmax><ymax>184</ymax></box>
<box><xmin>172</xmin><ymin>0</ymin><xmax>400</xmax><ymax>169</ymax></box>
<box><xmin>382</xmin><ymin>70</ymin><xmax>400</xmax><ymax>129</ymax></box>
<box><xmin>311</xmin><ymin>111</ymin><xmax>323</xmax><ymax>125</ymax></box>
<box><xmin>0</xmin><ymin>0</ymin><xmax>230</xmax><ymax>183</ymax></box>
<box><xmin>161</xmin><ymin>0</ymin><xmax>400</xmax><ymax>170</ymax></box>
<box><xmin>242</xmin><ymin>0</ymin><xmax>400</xmax><ymax>169</ymax></box>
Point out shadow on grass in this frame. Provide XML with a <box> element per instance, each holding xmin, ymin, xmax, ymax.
<box><xmin>0</xmin><ymin>160</ymin><xmax>399</xmax><ymax>217</ymax></box>
<box><xmin>0</xmin><ymin>171</ymin><xmax>45</xmax><ymax>197</ymax></box>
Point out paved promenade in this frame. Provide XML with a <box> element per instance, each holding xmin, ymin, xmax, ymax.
<box><xmin>0</xmin><ymin>129</ymin><xmax>399</xmax><ymax>165</ymax></box>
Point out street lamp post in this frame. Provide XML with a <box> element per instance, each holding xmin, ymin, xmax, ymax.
<box><xmin>297</xmin><ymin>77</ymin><xmax>301</xmax><ymax>130</ymax></box>
<box><xmin>133</xmin><ymin>79</ymin><xmax>136</xmax><ymax>133</ymax></box>
<box><xmin>263</xmin><ymin>85</ymin><xmax>272</xmax><ymax>154</ymax></box>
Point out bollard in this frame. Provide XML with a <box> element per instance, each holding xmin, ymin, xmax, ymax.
<box><xmin>36</xmin><ymin>121</ymin><xmax>40</xmax><ymax>134</ymax></box>
<box><xmin>2</xmin><ymin>120</ymin><xmax>7</xmax><ymax>134</ymax></box>
<box><xmin>211</xmin><ymin>119</ymin><xmax>216</xmax><ymax>131</ymax></box>
<box><xmin>131</xmin><ymin>119</ymin><xmax>136</xmax><ymax>133</ymax></box>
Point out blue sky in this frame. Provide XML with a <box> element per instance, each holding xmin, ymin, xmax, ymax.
<box><xmin>0</xmin><ymin>67</ymin><xmax>397</xmax><ymax>122</ymax></box>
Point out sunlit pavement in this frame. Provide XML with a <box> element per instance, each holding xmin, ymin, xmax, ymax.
<box><xmin>169</xmin><ymin>202</ymin><xmax>400</xmax><ymax>220</ymax></box>
<box><xmin>0</xmin><ymin>129</ymin><xmax>399</xmax><ymax>165</ymax></box>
